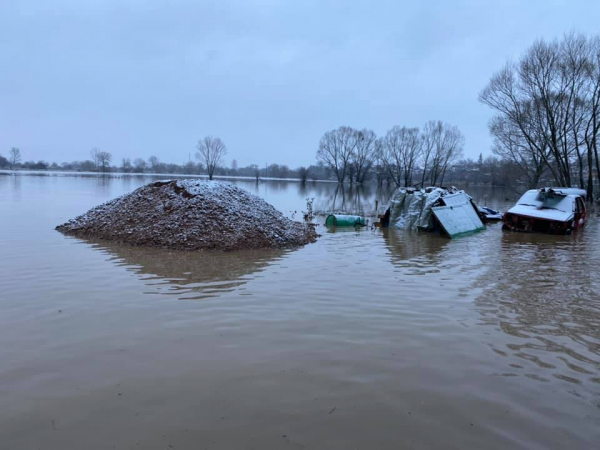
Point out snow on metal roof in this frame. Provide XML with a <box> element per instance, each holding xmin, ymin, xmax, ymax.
<box><xmin>387</xmin><ymin>187</ymin><xmax>484</xmax><ymax>237</ymax></box>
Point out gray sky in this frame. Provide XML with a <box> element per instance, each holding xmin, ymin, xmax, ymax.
<box><xmin>1</xmin><ymin>0</ymin><xmax>599</xmax><ymax>168</ymax></box>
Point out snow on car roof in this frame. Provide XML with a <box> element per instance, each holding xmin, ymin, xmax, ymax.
<box><xmin>543</xmin><ymin>187</ymin><xmax>586</xmax><ymax>197</ymax></box>
<box><xmin>507</xmin><ymin>189</ymin><xmax>576</xmax><ymax>222</ymax></box>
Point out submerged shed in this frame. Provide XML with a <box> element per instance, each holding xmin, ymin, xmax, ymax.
<box><xmin>380</xmin><ymin>187</ymin><xmax>485</xmax><ymax>238</ymax></box>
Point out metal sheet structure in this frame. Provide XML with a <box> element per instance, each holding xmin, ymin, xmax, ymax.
<box><xmin>440</xmin><ymin>192</ymin><xmax>471</xmax><ymax>207</ymax></box>
<box><xmin>432</xmin><ymin>200</ymin><xmax>485</xmax><ymax>238</ymax></box>
<box><xmin>388</xmin><ymin>188</ymin><xmax>444</xmax><ymax>230</ymax></box>
<box><xmin>385</xmin><ymin>187</ymin><xmax>486</xmax><ymax>238</ymax></box>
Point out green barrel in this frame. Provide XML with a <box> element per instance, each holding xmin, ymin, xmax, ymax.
<box><xmin>325</xmin><ymin>214</ymin><xmax>366</xmax><ymax>227</ymax></box>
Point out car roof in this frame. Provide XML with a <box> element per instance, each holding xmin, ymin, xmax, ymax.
<box><xmin>523</xmin><ymin>189</ymin><xmax>583</xmax><ymax>200</ymax></box>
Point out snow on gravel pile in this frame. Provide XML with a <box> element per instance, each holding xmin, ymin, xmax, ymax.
<box><xmin>56</xmin><ymin>180</ymin><xmax>317</xmax><ymax>251</ymax></box>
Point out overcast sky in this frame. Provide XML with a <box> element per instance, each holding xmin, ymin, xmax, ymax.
<box><xmin>1</xmin><ymin>0</ymin><xmax>599</xmax><ymax>168</ymax></box>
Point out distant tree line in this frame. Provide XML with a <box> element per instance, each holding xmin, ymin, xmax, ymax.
<box><xmin>0</xmin><ymin>142</ymin><xmax>525</xmax><ymax>188</ymax></box>
<box><xmin>0</xmin><ymin>142</ymin><xmax>328</xmax><ymax>183</ymax></box>
<box><xmin>480</xmin><ymin>32</ymin><xmax>600</xmax><ymax>200</ymax></box>
<box><xmin>2</xmin><ymin>144</ymin><xmax>527</xmax><ymax>188</ymax></box>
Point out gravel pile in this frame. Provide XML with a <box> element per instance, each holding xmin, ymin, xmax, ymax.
<box><xmin>56</xmin><ymin>180</ymin><xmax>318</xmax><ymax>251</ymax></box>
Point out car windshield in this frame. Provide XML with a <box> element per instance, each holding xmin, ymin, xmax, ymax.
<box><xmin>536</xmin><ymin>193</ymin><xmax>572</xmax><ymax>211</ymax></box>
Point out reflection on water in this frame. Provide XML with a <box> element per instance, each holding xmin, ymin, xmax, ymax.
<box><xmin>93</xmin><ymin>174</ymin><xmax>112</xmax><ymax>195</ymax></box>
<box><xmin>473</xmin><ymin>230</ymin><xmax>600</xmax><ymax>387</ymax></box>
<box><xmin>381</xmin><ymin>227</ymin><xmax>450</xmax><ymax>274</ymax></box>
<box><xmin>313</xmin><ymin>183</ymin><xmax>396</xmax><ymax>216</ymax></box>
<box><xmin>86</xmin><ymin>239</ymin><xmax>286</xmax><ymax>300</ymax></box>
<box><xmin>0</xmin><ymin>174</ymin><xmax>22</xmax><ymax>201</ymax></box>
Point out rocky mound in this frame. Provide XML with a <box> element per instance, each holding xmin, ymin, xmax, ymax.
<box><xmin>56</xmin><ymin>180</ymin><xmax>317</xmax><ymax>251</ymax></box>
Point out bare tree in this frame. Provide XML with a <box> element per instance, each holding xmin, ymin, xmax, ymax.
<box><xmin>90</xmin><ymin>147</ymin><xmax>100</xmax><ymax>170</ymax></box>
<box><xmin>379</xmin><ymin>129</ymin><xmax>402</xmax><ymax>186</ymax></box>
<box><xmin>121</xmin><ymin>158</ymin><xmax>132</xmax><ymax>173</ymax></box>
<box><xmin>380</xmin><ymin>126</ymin><xmax>421</xmax><ymax>186</ymax></box>
<box><xmin>402</xmin><ymin>129</ymin><xmax>422</xmax><ymax>187</ymax></box>
<box><xmin>560</xmin><ymin>33</ymin><xmax>591</xmax><ymax>191</ymax></box>
<box><xmin>420</xmin><ymin>121</ymin><xmax>464</xmax><ymax>186</ymax></box>
<box><xmin>297</xmin><ymin>166</ymin><xmax>309</xmax><ymax>184</ymax></box>
<box><xmin>183</xmin><ymin>161</ymin><xmax>199</xmax><ymax>174</ymax></box>
<box><xmin>0</xmin><ymin>154</ymin><xmax>9</xmax><ymax>169</ymax></box>
<box><xmin>401</xmin><ymin>127</ymin><xmax>421</xmax><ymax>186</ymax></box>
<box><xmin>133</xmin><ymin>158</ymin><xmax>147</xmax><ymax>172</ymax></box>
<box><xmin>519</xmin><ymin>40</ymin><xmax>570</xmax><ymax>185</ymax></box>
<box><xmin>480</xmin><ymin>64</ymin><xmax>557</xmax><ymax>186</ymax></box>
<box><xmin>316</xmin><ymin>126</ymin><xmax>358</xmax><ymax>182</ymax></box>
<box><xmin>480</xmin><ymin>33</ymin><xmax>600</xmax><ymax>198</ymax></box>
<box><xmin>581</xmin><ymin>35</ymin><xmax>600</xmax><ymax>199</ymax></box>
<box><xmin>251</xmin><ymin>164</ymin><xmax>260</xmax><ymax>182</ymax></box>
<box><xmin>351</xmin><ymin>129</ymin><xmax>377</xmax><ymax>183</ymax></box>
<box><xmin>489</xmin><ymin>115</ymin><xmax>549</xmax><ymax>188</ymax></box>
<box><xmin>9</xmin><ymin>147</ymin><xmax>21</xmax><ymax>170</ymax></box>
<box><xmin>148</xmin><ymin>155</ymin><xmax>160</xmax><ymax>173</ymax></box>
<box><xmin>419</xmin><ymin>121</ymin><xmax>436</xmax><ymax>187</ymax></box>
<box><xmin>197</xmin><ymin>136</ymin><xmax>227</xmax><ymax>180</ymax></box>
<box><xmin>96</xmin><ymin>151</ymin><xmax>112</xmax><ymax>172</ymax></box>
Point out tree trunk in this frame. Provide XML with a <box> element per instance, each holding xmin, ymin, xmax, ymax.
<box><xmin>576</xmin><ymin>150</ymin><xmax>585</xmax><ymax>190</ymax></box>
<box><xmin>586</xmin><ymin>143</ymin><xmax>594</xmax><ymax>201</ymax></box>
<box><xmin>439</xmin><ymin>166</ymin><xmax>447</xmax><ymax>187</ymax></box>
<box><xmin>594</xmin><ymin>135</ymin><xmax>600</xmax><ymax>198</ymax></box>
<box><xmin>530</xmin><ymin>165</ymin><xmax>544</xmax><ymax>189</ymax></box>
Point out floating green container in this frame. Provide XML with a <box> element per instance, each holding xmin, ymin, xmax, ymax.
<box><xmin>325</xmin><ymin>214</ymin><xmax>366</xmax><ymax>227</ymax></box>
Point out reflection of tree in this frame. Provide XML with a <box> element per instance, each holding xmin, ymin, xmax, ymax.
<box><xmin>83</xmin><ymin>239</ymin><xmax>285</xmax><ymax>300</ymax></box>
<box><xmin>297</xmin><ymin>182</ymin><xmax>309</xmax><ymax>198</ymax></box>
<box><xmin>471</xmin><ymin>232</ymin><xmax>600</xmax><ymax>383</ymax></box>
<box><xmin>94</xmin><ymin>174</ymin><xmax>111</xmax><ymax>196</ymax></box>
<box><xmin>381</xmin><ymin>228</ymin><xmax>449</xmax><ymax>274</ymax></box>
<box><xmin>5</xmin><ymin>174</ymin><xmax>22</xmax><ymax>200</ymax></box>
<box><xmin>314</xmin><ymin>183</ymin><xmax>511</xmax><ymax>218</ymax></box>
<box><xmin>331</xmin><ymin>184</ymin><xmax>346</xmax><ymax>212</ymax></box>
<box><xmin>313</xmin><ymin>183</ymin><xmax>396</xmax><ymax>216</ymax></box>
<box><xmin>228</xmin><ymin>179</ymin><xmax>397</xmax><ymax>218</ymax></box>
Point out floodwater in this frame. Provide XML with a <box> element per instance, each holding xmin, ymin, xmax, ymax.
<box><xmin>1</xmin><ymin>173</ymin><xmax>599</xmax><ymax>450</ymax></box>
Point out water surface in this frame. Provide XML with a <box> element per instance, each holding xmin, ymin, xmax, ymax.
<box><xmin>1</xmin><ymin>173</ymin><xmax>599</xmax><ymax>449</ymax></box>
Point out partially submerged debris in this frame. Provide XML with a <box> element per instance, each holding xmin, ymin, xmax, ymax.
<box><xmin>325</xmin><ymin>214</ymin><xmax>366</xmax><ymax>228</ymax></box>
<box><xmin>56</xmin><ymin>180</ymin><xmax>318</xmax><ymax>250</ymax></box>
<box><xmin>478</xmin><ymin>206</ymin><xmax>503</xmax><ymax>222</ymax></box>
<box><xmin>378</xmin><ymin>187</ymin><xmax>486</xmax><ymax>238</ymax></box>
<box><xmin>503</xmin><ymin>187</ymin><xmax>587</xmax><ymax>235</ymax></box>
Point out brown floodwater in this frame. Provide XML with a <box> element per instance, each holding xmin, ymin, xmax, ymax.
<box><xmin>1</xmin><ymin>173</ymin><xmax>599</xmax><ymax>449</ymax></box>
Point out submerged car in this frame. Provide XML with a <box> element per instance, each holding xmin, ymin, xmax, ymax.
<box><xmin>503</xmin><ymin>188</ymin><xmax>587</xmax><ymax>234</ymax></box>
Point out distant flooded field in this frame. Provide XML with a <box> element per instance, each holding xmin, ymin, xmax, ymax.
<box><xmin>1</xmin><ymin>173</ymin><xmax>599</xmax><ymax>449</ymax></box>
